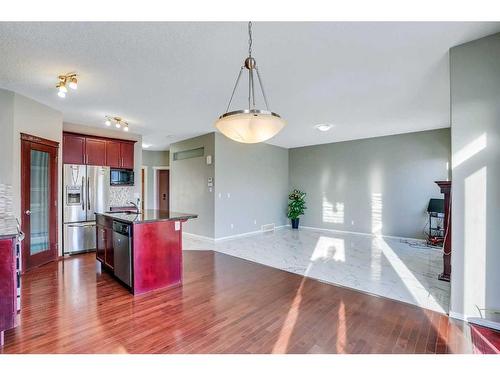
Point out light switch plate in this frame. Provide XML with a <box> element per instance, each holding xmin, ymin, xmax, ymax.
<box><xmin>174</xmin><ymin>221</ymin><xmax>180</xmax><ymax>231</ymax></box>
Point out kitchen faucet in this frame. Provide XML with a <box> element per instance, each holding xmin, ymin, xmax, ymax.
<box><xmin>129</xmin><ymin>201</ymin><xmax>139</xmax><ymax>213</ymax></box>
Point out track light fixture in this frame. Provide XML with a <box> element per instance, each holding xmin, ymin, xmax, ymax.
<box><xmin>105</xmin><ymin>116</ymin><xmax>130</xmax><ymax>132</ymax></box>
<box><xmin>56</xmin><ymin>73</ymin><xmax>78</xmax><ymax>98</ymax></box>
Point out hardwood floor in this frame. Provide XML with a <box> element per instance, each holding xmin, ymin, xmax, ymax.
<box><xmin>1</xmin><ymin>251</ymin><xmax>471</xmax><ymax>354</ymax></box>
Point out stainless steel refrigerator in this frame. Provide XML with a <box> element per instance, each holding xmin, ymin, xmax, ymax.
<box><xmin>63</xmin><ymin>165</ymin><xmax>110</xmax><ymax>254</ymax></box>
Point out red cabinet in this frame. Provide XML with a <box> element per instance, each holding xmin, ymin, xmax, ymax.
<box><xmin>85</xmin><ymin>138</ymin><xmax>106</xmax><ymax>166</ymax></box>
<box><xmin>63</xmin><ymin>133</ymin><xmax>85</xmax><ymax>164</ymax></box>
<box><xmin>120</xmin><ymin>142</ymin><xmax>134</xmax><ymax>169</ymax></box>
<box><xmin>105</xmin><ymin>140</ymin><xmax>121</xmax><ymax>168</ymax></box>
<box><xmin>96</xmin><ymin>216</ymin><xmax>114</xmax><ymax>270</ymax></box>
<box><xmin>0</xmin><ymin>237</ymin><xmax>17</xmax><ymax>346</ymax></box>
<box><xmin>63</xmin><ymin>132</ymin><xmax>135</xmax><ymax>169</ymax></box>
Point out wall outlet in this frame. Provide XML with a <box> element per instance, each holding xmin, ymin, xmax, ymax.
<box><xmin>254</xmin><ymin>219</ymin><xmax>257</xmax><ymax>225</ymax></box>
<box><xmin>230</xmin><ymin>223</ymin><xmax>234</xmax><ymax>229</ymax></box>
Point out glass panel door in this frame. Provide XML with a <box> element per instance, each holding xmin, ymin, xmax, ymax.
<box><xmin>30</xmin><ymin>150</ymin><xmax>50</xmax><ymax>255</ymax></box>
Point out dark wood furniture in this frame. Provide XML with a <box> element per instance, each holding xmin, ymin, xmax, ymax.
<box><xmin>1</xmin><ymin>251</ymin><xmax>472</xmax><ymax>354</ymax></box>
<box><xmin>96</xmin><ymin>215</ymin><xmax>114</xmax><ymax>270</ymax></box>
<box><xmin>435</xmin><ymin>181</ymin><xmax>451</xmax><ymax>282</ymax></box>
<box><xmin>63</xmin><ymin>132</ymin><xmax>135</xmax><ymax>168</ymax></box>
<box><xmin>0</xmin><ymin>236</ymin><xmax>17</xmax><ymax>346</ymax></box>
<box><xmin>95</xmin><ymin>211</ymin><xmax>196</xmax><ymax>295</ymax></box>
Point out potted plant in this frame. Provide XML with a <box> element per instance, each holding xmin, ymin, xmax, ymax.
<box><xmin>287</xmin><ymin>189</ymin><xmax>306</xmax><ymax>229</ymax></box>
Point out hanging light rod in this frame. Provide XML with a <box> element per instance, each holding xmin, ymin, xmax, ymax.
<box><xmin>56</xmin><ymin>72</ymin><xmax>78</xmax><ymax>98</ymax></box>
<box><xmin>215</xmin><ymin>22</ymin><xmax>285</xmax><ymax>144</ymax></box>
<box><xmin>105</xmin><ymin>116</ymin><xmax>129</xmax><ymax>132</ymax></box>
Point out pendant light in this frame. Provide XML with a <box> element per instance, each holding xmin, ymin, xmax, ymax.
<box><xmin>215</xmin><ymin>22</ymin><xmax>285</xmax><ymax>144</ymax></box>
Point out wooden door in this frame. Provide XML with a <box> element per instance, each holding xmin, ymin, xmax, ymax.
<box><xmin>120</xmin><ymin>142</ymin><xmax>134</xmax><ymax>169</ymax></box>
<box><xmin>21</xmin><ymin>133</ymin><xmax>59</xmax><ymax>272</ymax></box>
<box><xmin>63</xmin><ymin>133</ymin><xmax>85</xmax><ymax>164</ymax></box>
<box><xmin>105</xmin><ymin>140</ymin><xmax>121</xmax><ymax>168</ymax></box>
<box><xmin>85</xmin><ymin>138</ymin><xmax>106</xmax><ymax>166</ymax></box>
<box><xmin>158</xmin><ymin>170</ymin><xmax>169</xmax><ymax>211</ymax></box>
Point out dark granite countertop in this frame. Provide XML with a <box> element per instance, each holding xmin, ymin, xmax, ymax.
<box><xmin>0</xmin><ymin>216</ymin><xmax>20</xmax><ymax>239</ymax></box>
<box><xmin>96</xmin><ymin>209</ymin><xmax>198</xmax><ymax>224</ymax></box>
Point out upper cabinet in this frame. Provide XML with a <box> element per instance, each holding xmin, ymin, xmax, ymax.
<box><xmin>63</xmin><ymin>133</ymin><xmax>86</xmax><ymax>164</ymax></box>
<box><xmin>105</xmin><ymin>140</ymin><xmax>121</xmax><ymax>168</ymax></box>
<box><xmin>120</xmin><ymin>142</ymin><xmax>135</xmax><ymax>169</ymax></box>
<box><xmin>63</xmin><ymin>132</ymin><xmax>135</xmax><ymax>168</ymax></box>
<box><xmin>85</xmin><ymin>138</ymin><xmax>107</xmax><ymax>166</ymax></box>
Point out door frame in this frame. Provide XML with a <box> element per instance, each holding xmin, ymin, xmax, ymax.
<box><xmin>152</xmin><ymin>166</ymin><xmax>169</xmax><ymax>210</ymax></box>
<box><xmin>20</xmin><ymin>133</ymin><xmax>59</xmax><ymax>272</ymax></box>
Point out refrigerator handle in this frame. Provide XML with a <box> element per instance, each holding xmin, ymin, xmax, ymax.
<box><xmin>81</xmin><ymin>176</ymin><xmax>85</xmax><ymax>210</ymax></box>
<box><xmin>87</xmin><ymin>176</ymin><xmax>91</xmax><ymax>210</ymax></box>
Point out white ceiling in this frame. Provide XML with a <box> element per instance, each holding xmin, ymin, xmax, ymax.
<box><xmin>0</xmin><ymin>22</ymin><xmax>499</xmax><ymax>150</ymax></box>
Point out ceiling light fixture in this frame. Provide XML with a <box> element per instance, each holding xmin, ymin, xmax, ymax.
<box><xmin>105</xmin><ymin>116</ymin><xmax>130</xmax><ymax>132</ymax></box>
<box><xmin>215</xmin><ymin>22</ymin><xmax>285</xmax><ymax>144</ymax></box>
<box><xmin>55</xmin><ymin>73</ymin><xmax>78</xmax><ymax>98</ymax></box>
<box><xmin>142</xmin><ymin>144</ymin><xmax>151</xmax><ymax>149</ymax></box>
<box><xmin>315</xmin><ymin>124</ymin><xmax>333</xmax><ymax>132</ymax></box>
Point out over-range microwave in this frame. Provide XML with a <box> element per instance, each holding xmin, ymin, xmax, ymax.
<box><xmin>110</xmin><ymin>168</ymin><xmax>134</xmax><ymax>186</ymax></box>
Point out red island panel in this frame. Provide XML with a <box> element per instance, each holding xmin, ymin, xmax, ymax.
<box><xmin>132</xmin><ymin>220</ymin><xmax>183</xmax><ymax>295</ymax></box>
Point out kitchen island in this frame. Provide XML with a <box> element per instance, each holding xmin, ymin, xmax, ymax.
<box><xmin>95</xmin><ymin>210</ymin><xmax>197</xmax><ymax>295</ymax></box>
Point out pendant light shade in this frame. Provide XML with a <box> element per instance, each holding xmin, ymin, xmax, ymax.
<box><xmin>215</xmin><ymin>22</ymin><xmax>285</xmax><ymax>143</ymax></box>
<box><xmin>215</xmin><ymin>110</ymin><xmax>285</xmax><ymax>144</ymax></box>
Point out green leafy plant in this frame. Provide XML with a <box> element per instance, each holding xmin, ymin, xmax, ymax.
<box><xmin>287</xmin><ymin>189</ymin><xmax>307</xmax><ymax>220</ymax></box>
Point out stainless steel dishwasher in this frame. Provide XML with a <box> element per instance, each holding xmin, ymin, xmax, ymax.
<box><xmin>112</xmin><ymin>220</ymin><xmax>132</xmax><ymax>287</ymax></box>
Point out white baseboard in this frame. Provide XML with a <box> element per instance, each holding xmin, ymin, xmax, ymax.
<box><xmin>299</xmin><ymin>225</ymin><xmax>426</xmax><ymax>243</ymax></box>
<box><xmin>184</xmin><ymin>225</ymin><xmax>288</xmax><ymax>242</ymax></box>
<box><xmin>183</xmin><ymin>232</ymin><xmax>215</xmax><ymax>242</ymax></box>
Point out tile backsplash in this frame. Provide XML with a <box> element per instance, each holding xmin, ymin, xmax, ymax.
<box><xmin>109</xmin><ymin>186</ymin><xmax>135</xmax><ymax>207</ymax></box>
<box><xmin>0</xmin><ymin>183</ymin><xmax>13</xmax><ymax>217</ymax></box>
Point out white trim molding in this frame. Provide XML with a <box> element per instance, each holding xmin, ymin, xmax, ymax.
<box><xmin>152</xmin><ymin>166</ymin><xmax>170</xmax><ymax>209</ymax></box>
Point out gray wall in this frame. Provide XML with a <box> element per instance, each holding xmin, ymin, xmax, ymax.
<box><xmin>450</xmin><ymin>33</ymin><xmax>500</xmax><ymax>319</ymax></box>
<box><xmin>214</xmin><ymin>133</ymin><xmax>289</xmax><ymax>238</ymax></box>
<box><xmin>289</xmin><ymin>128</ymin><xmax>451</xmax><ymax>239</ymax></box>
<box><xmin>170</xmin><ymin>133</ymin><xmax>215</xmax><ymax>237</ymax></box>
<box><xmin>0</xmin><ymin>89</ymin><xmax>14</xmax><ymax>185</ymax></box>
<box><xmin>142</xmin><ymin>150</ymin><xmax>170</xmax><ymax>209</ymax></box>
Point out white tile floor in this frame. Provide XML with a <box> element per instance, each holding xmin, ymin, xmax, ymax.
<box><xmin>183</xmin><ymin>227</ymin><xmax>450</xmax><ymax>314</ymax></box>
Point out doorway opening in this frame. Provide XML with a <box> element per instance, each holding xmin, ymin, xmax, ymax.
<box><xmin>153</xmin><ymin>167</ymin><xmax>170</xmax><ymax>211</ymax></box>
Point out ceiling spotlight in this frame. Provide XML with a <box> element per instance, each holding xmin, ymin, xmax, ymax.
<box><xmin>315</xmin><ymin>124</ymin><xmax>333</xmax><ymax>132</ymax></box>
<box><xmin>142</xmin><ymin>144</ymin><xmax>151</xmax><ymax>149</ymax></box>
<box><xmin>56</xmin><ymin>73</ymin><xmax>77</xmax><ymax>98</ymax></box>
<box><xmin>68</xmin><ymin>76</ymin><xmax>78</xmax><ymax>90</ymax></box>
<box><xmin>105</xmin><ymin>116</ymin><xmax>130</xmax><ymax>132</ymax></box>
<box><xmin>123</xmin><ymin>125</ymin><xmax>129</xmax><ymax>132</ymax></box>
<box><xmin>105</xmin><ymin>119</ymin><xmax>111</xmax><ymax>126</ymax></box>
<box><xmin>115</xmin><ymin>123</ymin><xmax>121</xmax><ymax>128</ymax></box>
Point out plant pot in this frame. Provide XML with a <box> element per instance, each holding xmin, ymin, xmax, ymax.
<box><xmin>291</xmin><ymin>218</ymin><xmax>300</xmax><ymax>229</ymax></box>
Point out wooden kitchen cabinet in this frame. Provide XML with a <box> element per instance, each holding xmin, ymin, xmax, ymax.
<box><xmin>63</xmin><ymin>132</ymin><xmax>135</xmax><ymax>169</ymax></box>
<box><xmin>0</xmin><ymin>237</ymin><xmax>17</xmax><ymax>346</ymax></box>
<box><xmin>120</xmin><ymin>142</ymin><xmax>134</xmax><ymax>169</ymax></box>
<box><xmin>105</xmin><ymin>140</ymin><xmax>121</xmax><ymax>168</ymax></box>
<box><xmin>85</xmin><ymin>138</ymin><xmax>107</xmax><ymax>166</ymax></box>
<box><xmin>96</xmin><ymin>222</ymin><xmax>113</xmax><ymax>270</ymax></box>
<box><xmin>96</xmin><ymin>226</ymin><xmax>106</xmax><ymax>263</ymax></box>
<box><xmin>63</xmin><ymin>133</ymin><xmax>86</xmax><ymax>164</ymax></box>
